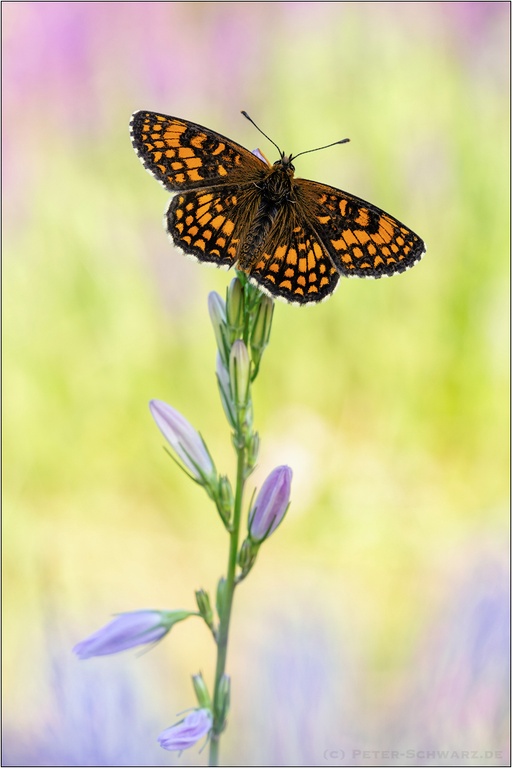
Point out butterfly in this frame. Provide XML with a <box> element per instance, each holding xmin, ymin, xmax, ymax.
<box><xmin>130</xmin><ymin>110</ymin><xmax>425</xmax><ymax>305</ymax></box>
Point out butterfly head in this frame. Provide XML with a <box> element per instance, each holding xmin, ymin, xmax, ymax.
<box><xmin>274</xmin><ymin>153</ymin><xmax>296</xmax><ymax>176</ymax></box>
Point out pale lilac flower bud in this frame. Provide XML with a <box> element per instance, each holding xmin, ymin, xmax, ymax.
<box><xmin>229</xmin><ymin>340</ymin><xmax>250</xmax><ymax>409</ymax></box>
<box><xmin>73</xmin><ymin>609</ymin><xmax>192</xmax><ymax>659</ymax></box>
<box><xmin>248</xmin><ymin>465</ymin><xmax>292</xmax><ymax>542</ymax></box>
<box><xmin>208</xmin><ymin>291</ymin><xmax>229</xmax><ymax>366</ymax></box>
<box><xmin>150</xmin><ymin>400</ymin><xmax>215</xmax><ymax>484</ymax></box>
<box><xmin>216</xmin><ymin>353</ymin><xmax>236</xmax><ymax>428</ymax></box>
<box><xmin>252</xmin><ymin>148</ymin><xmax>269</xmax><ymax>164</ymax></box>
<box><xmin>158</xmin><ymin>708</ymin><xmax>213</xmax><ymax>752</ymax></box>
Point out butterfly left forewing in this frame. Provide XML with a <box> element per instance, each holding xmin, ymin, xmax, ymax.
<box><xmin>130</xmin><ymin>111</ymin><xmax>267</xmax><ymax>192</ymax></box>
<box><xmin>296</xmin><ymin>179</ymin><xmax>425</xmax><ymax>278</ymax></box>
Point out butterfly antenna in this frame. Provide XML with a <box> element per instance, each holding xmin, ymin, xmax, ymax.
<box><xmin>291</xmin><ymin>138</ymin><xmax>350</xmax><ymax>161</ymax></box>
<box><xmin>241</xmin><ymin>111</ymin><xmax>283</xmax><ymax>157</ymax></box>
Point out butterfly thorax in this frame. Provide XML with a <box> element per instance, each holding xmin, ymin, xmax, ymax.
<box><xmin>237</xmin><ymin>160</ymin><xmax>295</xmax><ymax>271</ymax></box>
<box><xmin>262</xmin><ymin>158</ymin><xmax>295</xmax><ymax>202</ymax></box>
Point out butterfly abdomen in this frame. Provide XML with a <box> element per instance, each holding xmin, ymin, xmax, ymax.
<box><xmin>238</xmin><ymin>202</ymin><xmax>280</xmax><ymax>270</ymax></box>
<box><xmin>238</xmin><ymin>166</ymin><xmax>293</xmax><ymax>271</ymax></box>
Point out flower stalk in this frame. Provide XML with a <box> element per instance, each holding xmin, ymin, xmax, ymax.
<box><xmin>74</xmin><ymin>270</ymin><xmax>292</xmax><ymax>766</ymax></box>
<box><xmin>206</xmin><ymin>274</ymin><xmax>289</xmax><ymax>765</ymax></box>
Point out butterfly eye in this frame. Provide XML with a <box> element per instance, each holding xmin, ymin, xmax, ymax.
<box><xmin>274</xmin><ymin>157</ymin><xmax>295</xmax><ymax>172</ymax></box>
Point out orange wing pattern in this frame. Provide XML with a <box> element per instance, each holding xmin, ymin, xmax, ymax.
<box><xmin>131</xmin><ymin>111</ymin><xmax>426</xmax><ymax>304</ymax></box>
<box><xmin>130</xmin><ymin>111</ymin><xmax>267</xmax><ymax>192</ymax></box>
<box><xmin>296</xmin><ymin>179</ymin><xmax>425</xmax><ymax>278</ymax></box>
<box><xmin>248</xmin><ymin>210</ymin><xmax>340</xmax><ymax>303</ymax></box>
<box><xmin>167</xmin><ymin>185</ymin><xmax>261</xmax><ymax>267</ymax></box>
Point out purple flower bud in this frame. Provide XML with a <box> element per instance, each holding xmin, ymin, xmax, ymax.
<box><xmin>73</xmin><ymin>609</ymin><xmax>192</xmax><ymax>659</ymax></box>
<box><xmin>248</xmin><ymin>465</ymin><xmax>292</xmax><ymax>543</ymax></box>
<box><xmin>208</xmin><ymin>290</ymin><xmax>226</xmax><ymax>326</ymax></box>
<box><xmin>216</xmin><ymin>353</ymin><xmax>236</xmax><ymax>428</ymax></box>
<box><xmin>149</xmin><ymin>400</ymin><xmax>215</xmax><ymax>483</ymax></box>
<box><xmin>252</xmin><ymin>148</ymin><xmax>270</xmax><ymax>165</ymax></box>
<box><xmin>158</xmin><ymin>708</ymin><xmax>213</xmax><ymax>752</ymax></box>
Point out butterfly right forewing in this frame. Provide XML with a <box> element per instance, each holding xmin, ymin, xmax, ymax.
<box><xmin>130</xmin><ymin>111</ymin><xmax>267</xmax><ymax>192</ymax></box>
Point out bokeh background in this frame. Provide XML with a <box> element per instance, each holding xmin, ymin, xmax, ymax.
<box><xmin>3</xmin><ymin>2</ymin><xmax>509</xmax><ymax>766</ymax></box>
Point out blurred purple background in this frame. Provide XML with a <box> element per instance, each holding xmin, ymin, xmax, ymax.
<box><xmin>3</xmin><ymin>2</ymin><xmax>509</xmax><ymax>765</ymax></box>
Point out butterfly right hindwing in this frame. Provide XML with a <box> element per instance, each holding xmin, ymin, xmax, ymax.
<box><xmin>248</xmin><ymin>206</ymin><xmax>340</xmax><ymax>303</ymax></box>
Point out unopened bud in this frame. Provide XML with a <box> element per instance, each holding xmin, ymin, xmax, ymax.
<box><xmin>73</xmin><ymin>610</ymin><xmax>192</xmax><ymax>659</ymax></box>
<box><xmin>208</xmin><ymin>291</ymin><xmax>230</xmax><ymax>366</ymax></box>
<box><xmin>216</xmin><ymin>354</ymin><xmax>236</xmax><ymax>429</ymax></box>
<box><xmin>192</xmin><ymin>672</ymin><xmax>212</xmax><ymax>710</ymax></box>
<box><xmin>238</xmin><ymin>537</ymin><xmax>258</xmax><ymax>579</ymax></box>
<box><xmin>248</xmin><ymin>465</ymin><xmax>292</xmax><ymax>543</ymax></box>
<box><xmin>216</xmin><ymin>577</ymin><xmax>228</xmax><ymax>623</ymax></box>
<box><xmin>250</xmin><ymin>294</ymin><xmax>274</xmax><ymax>374</ymax></box>
<box><xmin>195</xmin><ymin>589</ymin><xmax>214</xmax><ymax>631</ymax></box>
<box><xmin>226</xmin><ymin>277</ymin><xmax>245</xmax><ymax>341</ymax></box>
<box><xmin>216</xmin><ymin>475</ymin><xmax>233</xmax><ymax>526</ymax></box>
<box><xmin>246</xmin><ymin>431</ymin><xmax>260</xmax><ymax>470</ymax></box>
<box><xmin>214</xmin><ymin>674</ymin><xmax>231</xmax><ymax>733</ymax></box>
<box><xmin>229</xmin><ymin>340</ymin><xmax>250</xmax><ymax>410</ymax></box>
<box><xmin>149</xmin><ymin>400</ymin><xmax>216</xmax><ymax>487</ymax></box>
<box><xmin>158</xmin><ymin>709</ymin><xmax>212</xmax><ymax>752</ymax></box>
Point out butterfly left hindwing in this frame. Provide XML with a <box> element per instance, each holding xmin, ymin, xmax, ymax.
<box><xmin>167</xmin><ymin>185</ymin><xmax>261</xmax><ymax>267</ymax></box>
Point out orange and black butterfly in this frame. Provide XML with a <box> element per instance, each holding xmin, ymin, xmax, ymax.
<box><xmin>130</xmin><ymin>111</ymin><xmax>425</xmax><ymax>305</ymax></box>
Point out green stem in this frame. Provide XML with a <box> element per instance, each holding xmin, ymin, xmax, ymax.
<box><xmin>208</xmin><ymin>434</ymin><xmax>246</xmax><ymax>766</ymax></box>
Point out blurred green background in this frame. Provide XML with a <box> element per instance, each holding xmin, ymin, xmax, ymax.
<box><xmin>3</xmin><ymin>2</ymin><xmax>509</xmax><ymax>766</ymax></box>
